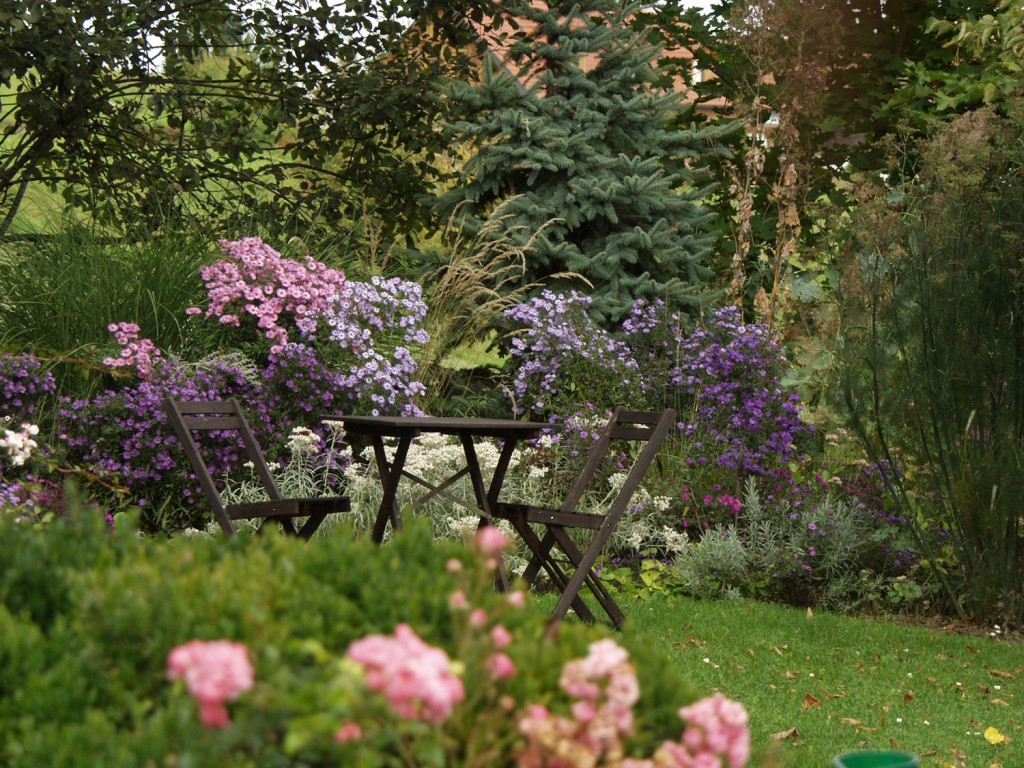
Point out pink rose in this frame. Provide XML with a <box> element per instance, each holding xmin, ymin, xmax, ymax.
<box><xmin>167</xmin><ymin>640</ymin><xmax>254</xmax><ymax>728</ymax></box>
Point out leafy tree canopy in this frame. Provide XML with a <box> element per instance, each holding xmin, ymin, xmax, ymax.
<box><xmin>0</xmin><ymin>0</ymin><xmax>495</xmax><ymax>239</ymax></box>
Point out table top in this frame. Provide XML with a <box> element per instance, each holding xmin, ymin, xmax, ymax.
<box><xmin>325</xmin><ymin>414</ymin><xmax>554</xmax><ymax>440</ymax></box>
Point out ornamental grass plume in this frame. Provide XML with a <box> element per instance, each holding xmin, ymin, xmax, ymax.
<box><xmin>166</xmin><ymin>640</ymin><xmax>255</xmax><ymax>728</ymax></box>
<box><xmin>346</xmin><ymin>623</ymin><xmax>466</xmax><ymax>725</ymax></box>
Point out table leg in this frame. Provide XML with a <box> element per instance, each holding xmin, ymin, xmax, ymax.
<box><xmin>487</xmin><ymin>438</ymin><xmax>520</xmax><ymax>510</ymax></box>
<box><xmin>459</xmin><ymin>433</ymin><xmax>510</xmax><ymax>590</ymax></box>
<box><xmin>370</xmin><ymin>434</ymin><xmax>413</xmax><ymax>544</ymax></box>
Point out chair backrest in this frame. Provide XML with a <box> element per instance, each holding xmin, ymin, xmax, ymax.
<box><xmin>561</xmin><ymin>407</ymin><xmax>676</xmax><ymax>519</ymax></box>
<box><xmin>164</xmin><ymin>397</ymin><xmax>282</xmax><ymax>533</ymax></box>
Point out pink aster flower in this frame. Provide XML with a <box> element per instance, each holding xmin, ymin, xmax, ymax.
<box><xmin>167</xmin><ymin>640</ymin><xmax>254</xmax><ymax>728</ymax></box>
<box><xmin>103</xmin><ymin>321</ymin><xmax>162</xmax><ymax>379</ymax></box>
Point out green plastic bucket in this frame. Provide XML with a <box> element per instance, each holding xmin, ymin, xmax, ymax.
<box><xmin>832</xmin><ymin>751</ymin><xmax>919</xmax><ymax>768</ymax></box>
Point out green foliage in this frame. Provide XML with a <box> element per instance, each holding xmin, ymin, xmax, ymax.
<box><xmin>895</xmin><ymin>0</ymin><xmax>1024</xmax><ymax>128</ymax></box>
<box><xmin>0</xmin><ymin>507</ymin><xmax>698</xmax><ymax>766</ymax></box>
<box><xmin>0</xmin><ymin>0</ymin><xmax>495</xmax><ymax>241</ymax></box>
<box><xmin>672</xmin><ymin>479</ymin><xmax>921</xmax><ymax>612</ymax></box>
<box><xmin>839</xmin><ymin>105</ymin><xmax>1024</xmax><ymax>625</ymax></box>
<box><xmin>436</xmin><ymin>0</ymin><xmax>728</xmax><ymax>326</ymax></box>
<box><xmin>0</xmin><ymin>224</ymin><xmax>210</xmax><ymax>398</ymax></box>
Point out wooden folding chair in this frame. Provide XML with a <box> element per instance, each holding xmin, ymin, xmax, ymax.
<box><xmin>492</xmin><ymin>407</ymin><xmax>676</xmax><ymax>629</ymax></box>
<box><xmin>165</xmin><ymin>398</ymin><xmax>350</xmax><ymax>538</ymax></box>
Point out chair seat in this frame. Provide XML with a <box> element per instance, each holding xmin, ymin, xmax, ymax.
<box><xmin>493</xmin><ymin>502</ymin><xmax>606</xmax><ymax>530</ymax></box>
<box><xmin>226</xmin><ymin>495</ymin><xmax>351</xmax><ymax>521</ymax></box>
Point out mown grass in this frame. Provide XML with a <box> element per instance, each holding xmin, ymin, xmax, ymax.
<box><xmin>620</xmin><ymin>594</ymin><xmax>1022</xmax><ymax>768</ymax></box>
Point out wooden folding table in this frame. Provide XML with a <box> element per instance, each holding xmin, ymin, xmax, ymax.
<box><xmin>326</xmin><ymin>415</ymin><xmax>551</xmax><ymax>544</ymax></box>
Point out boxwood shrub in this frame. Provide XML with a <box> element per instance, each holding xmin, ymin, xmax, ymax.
<box><xmin>0</xmin><ymin>504</ymin><xmax>699</xmax><ymax>767</ymax></box>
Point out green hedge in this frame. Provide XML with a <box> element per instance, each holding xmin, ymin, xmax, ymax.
<box><xmin>0</xmin><ymin>505</ymin><xmax>698</xmax><ymax>767</ymax></box>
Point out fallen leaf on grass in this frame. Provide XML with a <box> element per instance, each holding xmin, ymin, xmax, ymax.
<box><xmin>984</xmin><ymin>726</ymin><xmax>1006</xmax><ymax>745</ymax></box>
<box><xmin>990</xmin><ymin>669</ymin><xmax>1015</xmax><ymax>679</ymax></box>
<box><xmin>889</xmin><ymin>738</ymin><xmax>901</xmax><ymax>749</ymax></box>
<box><xmin>904</xmin><ymin>692</ymin><xmax>915</xmax><ymax>704</ymax></box>
<box><xmin>771</xmin><ymin>727</ymin><xmax>800</xmax><ymax>741</ymax></box>
<box><xmin>803</xmin><ymin>693</ymin><xmax>821</xmax><ymax>710</ymax></box>
<box><xmin>990</xmin><ymin>699</ymin><xmax>1010</xmax><ymax>706</ymax></box>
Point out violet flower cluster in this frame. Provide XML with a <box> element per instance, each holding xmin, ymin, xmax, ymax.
<box><xmin>504</xmin><ymin>290</ymin><xmax>642</xmax><ymax>416</ymax></box>
<box><xmin>260</xmin><ymin>342</ymin><xmax>349</xmax><ymax>442</ymax></box>
<box><xmin>188</xmin><ymin>237</ymin><xmax>346</xmax><ymax>352</ymax></box>
<box><xmin>59</xmin><ymin>357</ymin><xmax>264</xmax><ymax>519</ymax></box>
<box><xmin>675</xmin><ymin>306</ymin><xmax>812</xmax><ymax>477</ymax></box>
<box><xmin>321</xmin><ymin>276</ymin><xmax>428</xmax><ymax>416</ymax></box>
<box><xmin>1</xmin><ymin>354</ymin><xmax>56</xmax><ymax>422</ymax></box>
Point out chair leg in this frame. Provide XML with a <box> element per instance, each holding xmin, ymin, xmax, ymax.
<box><xmin>547</xmin><ymin>527</ymin><xmax>626</xmax><ymax>629</ymax></box>
<box><xmin>516</xmin><ymin>524</ymin><xmax>596</xmax><ymax>623</ymax></box>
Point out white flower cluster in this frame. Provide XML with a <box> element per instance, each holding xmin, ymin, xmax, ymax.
<box><xmin>1</xmin><ymin>422</ymin><xmax>40</xmax><ymax>467</ymax></box>
<box><xmin>287</xmin><ymin>426</ymin><xmax>320</xmax><ymax>457</ymax></box>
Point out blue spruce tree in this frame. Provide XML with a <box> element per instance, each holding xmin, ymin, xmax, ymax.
<box><xmin>437</xmin><ymin>0</ymin><xmax>728</xmax><ymax>325</ymax></box>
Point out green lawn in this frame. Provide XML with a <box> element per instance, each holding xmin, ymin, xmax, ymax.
<box><xmin>618</xmin><ymin>595</ymin><xmax>1021</xmax><ymax>768</ymax></box>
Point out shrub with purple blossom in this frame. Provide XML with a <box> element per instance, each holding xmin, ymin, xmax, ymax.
<box><xmin>676</xmin><ymin>306</ymin><xmax>812</xmax><ymax>478</ymax></box>
<box><xmin>320</xmin><ymin>275</ymin><xmax>429</xmax><ymax>416</ymax></box>
<box><xmin>187</xmin><ymin>237</ymin><xmax>346</xmax><ymax>352</ymax></box>
<box><xmin>260</xmin><ymin>342</ymin><xmax>351</xmax><ymax>448</ymax></box>
<box><xmin>503</xmin><ymin>290</ymin><xmax>643</xmax><ymax>417</ymax></box>
<box><xmin>59</xmin><ymin>356</ymin><xmax>266</xmax><ymax>530</ymax></box>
